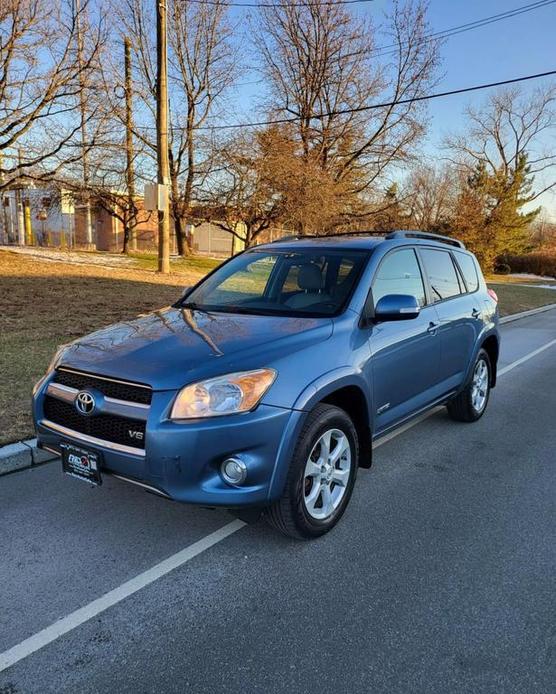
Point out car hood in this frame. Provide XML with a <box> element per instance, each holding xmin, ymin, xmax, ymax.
<box><xmin>58</xmin><ymin>306</ymin><xmax>333</xmax><ymax>390</ymax></box>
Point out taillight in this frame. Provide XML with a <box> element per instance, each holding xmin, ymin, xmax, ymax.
<box><xmin>487</xmin><ymin>288</ymin><xmax>498</xmax><ymax>303</ymax></box>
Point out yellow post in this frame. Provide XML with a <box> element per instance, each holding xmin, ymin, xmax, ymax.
<box><xmin>23</xmin><ymin>197</ymin><xmax>33</xmax><ymax>245</ymax></box>
<box><xmin>233</xmin><ymin>222</ymin><xmax>247</xmax><ymax>254</ymax></box>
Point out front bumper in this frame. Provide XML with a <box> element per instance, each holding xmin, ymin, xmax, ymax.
<box><xmin>35</xmin><ymin>384</ymin><xmax>304</xmax><ymax>507</ymax></box>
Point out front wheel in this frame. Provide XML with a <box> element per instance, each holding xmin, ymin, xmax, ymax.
<box><xmin>265</xmin><ymin>404</ymin><xmax>359</xmax><ymax>540</ymax></box>
<box><xmin>447</xmin><ymin>349</ymin><xmax>491</xmax><ymax>422</ymax></box>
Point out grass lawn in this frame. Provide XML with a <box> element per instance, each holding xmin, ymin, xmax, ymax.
<box><xmin>487</xmin><ymin>283</ymin><xmax>556</xmax><ymax>317</ymax></box>
<box><xmin>1</xmin><ymin>248</ymin><xmax>555</xmax><ymax>446</ymax></box>
<box><xmin>485</xmin><ymin>273</ymin><xmax>556</xmax><ymax>285</ymax></box>
<box><xmin>128</xmin><ymin>251</ymin><xmax>221</xmax><ymax>275</ymax></box>
<box><xmin>0</xmin><ymin>250</ymin><xmax>210</xmax><ymax>445</ymax></box>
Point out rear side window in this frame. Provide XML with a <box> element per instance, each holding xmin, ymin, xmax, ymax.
<box><xmin>373</xmin><ymin>249</ymin><xmax>426</xmax><ymax>307</ymax></box>
<box><xmin>420</xmin><ymin>248</ymin><xmax>462</xmax><ymax>302</ymax></box>
<box><xmin>455</xmin><ymin>252</ymin><xmax>479</xmax><ymax>292</ymax></box>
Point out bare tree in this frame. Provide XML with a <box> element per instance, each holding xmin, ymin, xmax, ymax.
<box><xmin>203</xmin><ymin>128</ymin><xmax>288</xmax><ymax>247</ymax></box>
<box><xmin>530</xmin><ymin>211</ymin><xmax>556</xmax><ymax>249</ymax></box>
<box><xmin>405</xmin><ymin>164</ymin><xmax>456</xmax><ymax>231</ymax></box>
<box><xmin>114</xmin><ymin>0</ymin><xmax>238</xmax><ymax>255</ymax></box>
<box><xmin>0</xmin><ymin>0</ymin><xmax>105</xmax><ymax>191</ymax></box>
<box><xmin>254</xmin><ymin>0</ymin><xmax>441</xmax><ymax>225</ymax></box>
<box><xmin>445</xmin><ymin>85</ymin><xmax>556</xmax><ymax>268</ymax></box>
<box><xmin>446</xmin><ymin>85</ymin><xmax>556</xmax><ymax>201</ymax></box>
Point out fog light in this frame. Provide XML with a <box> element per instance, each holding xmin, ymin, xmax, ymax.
<box><xmin>221</xmin><ymin>458</ymin><xmax>247</xmax><ymax>486</ymax></box>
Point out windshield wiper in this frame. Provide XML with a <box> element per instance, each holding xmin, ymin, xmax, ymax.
<box><xmin>180</xmin><ymin>301</ymin><xmax>207</xmax><ymax>311</ymax></box>
<box><xmin>180</xmin><ymin>302</ymin><xmax>254</xmax><ymax>315</ymax></box>
<box><xmin>430</xmin><ymin>285</ymin><xmax>443</xmax><ymax>301</ymax></box>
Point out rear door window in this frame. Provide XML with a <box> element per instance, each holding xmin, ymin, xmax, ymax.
<box><xmin>420</xmin><ymin>248</ymin><xmax>462</xmax><ymax>302</ymax></box>
<box><xmin>455</xmin><ymin>252</ymin><xmax>480</xmax><ymax>292</ymax></box>
<box><xmin>372</xmin><ymin>248</ymin><xmax>426</xmax><ymax>307</ymax></box>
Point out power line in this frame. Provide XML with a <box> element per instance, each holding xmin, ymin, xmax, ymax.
<box><xmin>197</xmin><ymin>69</ymin><xmax>556</xmax><ymax>130</ymax></box>
<box><xmin>373</xmin><ymin>0</ymin><xmax>556</xmax><ymax>53</ymax></box>
<box><xmin>187</xmin><ymin>0</ymin><xmax>375</xmax><ymax>6</ymax></box>
<box><xmin>231</xmin><ymin>0</ymin><xmax>556</xmax><ymax>88</ymax></box>
<box><xmin>374</xmin><ymin>0</ymin><xmax>556</xmax><ymax>56</ymax></box>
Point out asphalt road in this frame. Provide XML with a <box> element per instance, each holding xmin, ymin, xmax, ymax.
<box><xmin>1</xmin><ymin>310</ymin><xmax>555</xmax><ymax>694</ymax></box>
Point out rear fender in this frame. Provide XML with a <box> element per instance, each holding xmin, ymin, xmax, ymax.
<box><xmin>460</xmin><ymin>328</ymin><xmax>500</xmax><ymax>392</ymax></box>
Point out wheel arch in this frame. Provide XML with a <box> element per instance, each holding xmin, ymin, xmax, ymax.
<box><xmin>292</xmin><ymin>370</ymin><xmax>373</xmax><ymax>469</ymax></box>
<box><xmin>481</xmin><ymin>334</ymin><xmax>499</xmax><ymax>387</ymax></box>
<box><xmin>319</xmin><ymin>385</ymin><xmax>373</xmax><ymax>469</ymax></box>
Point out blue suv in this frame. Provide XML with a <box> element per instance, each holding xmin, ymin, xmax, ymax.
<box><xmin>33</xmin><ymin>231</ymin><xmax>500</xmax><ymax>539</ymax></box>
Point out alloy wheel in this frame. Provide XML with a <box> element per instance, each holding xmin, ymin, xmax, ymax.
<box><xmin>471</xmin><ymin>358</ymin><xmax>489</xmax><ymax>413</ymax></box>
<box><xmin>303</xmin><ymin>428</ymin><xmax>352</xmax><ymax>520</ymax></box>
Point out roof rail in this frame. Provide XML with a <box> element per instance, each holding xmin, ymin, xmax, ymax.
<box><xmin>271</xmin><ymin>231</ymin><xmax>386</xmax><ymax>242</ymax></box>
<box><xmin>323</xmin><ymin>231</ymin><xmax>387</xmax><ymax>238</ymax></box>
<box><xmin>386</xmin><ymin>230</ymin><xmax>465</xmax><ymax>249</ymax></box>
<box><xmin>270</xmin><ymin>234</ymin><xmax>315</xmax><ymax>243</ymax></box>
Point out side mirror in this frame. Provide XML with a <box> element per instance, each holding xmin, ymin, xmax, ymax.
<box><xmin>374</xmin><ymin>294</ymin><xmax>421</xmax><ymax>322</ymax></box>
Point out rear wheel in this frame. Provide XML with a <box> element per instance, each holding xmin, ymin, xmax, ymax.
<box><xmin>447</xmin><ymin>349</ymin><xmax>491</xmax><ymax>422</ymax></box>
<box><xmin>265</xmin><ymin>404</ymin><xmax>358</xmax><ymax>539</ymax></box>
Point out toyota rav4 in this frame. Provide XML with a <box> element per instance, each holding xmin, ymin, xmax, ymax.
<box><xmin>33</xmin><ymin>231</ymin><xmax>500</xmax><ymax>539</ymax></box>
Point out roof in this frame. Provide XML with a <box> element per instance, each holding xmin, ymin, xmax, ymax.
<box><xmin>255</xmin><ymin>230</ymin><xmax>465</xmax><ymax>252</ymax></box>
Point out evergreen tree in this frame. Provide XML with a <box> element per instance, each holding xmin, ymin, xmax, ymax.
<box><xmin>453</xmin><ymin>154</ymin><xmax>539</xmax><ymax>270</ymax></box>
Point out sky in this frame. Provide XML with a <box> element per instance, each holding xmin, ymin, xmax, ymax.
<box><xmin>82</xmin><ymin>0</ymin><xmax>555</xmax><ymax>216</ymax></box>
<box><xmin>225</xmin><ymin>0</ymin><xmax>556</xmax><ymax>218</ymax></box>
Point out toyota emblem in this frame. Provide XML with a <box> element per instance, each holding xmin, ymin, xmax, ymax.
<box><xmin>75</xmin><ymin>391</ymin><xmax>95</xmax><ymax>415</ymax></box>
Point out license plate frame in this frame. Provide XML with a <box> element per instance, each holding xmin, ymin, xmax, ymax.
<box><xmin>61</xmin><ymin>442</ymin><xmax>102</xmax><ymax>486</ymax></box>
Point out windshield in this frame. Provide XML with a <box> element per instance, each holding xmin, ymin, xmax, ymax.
<box><xmin>182</xmin><ymin>248</ymin><xmax>370</xmax><ymax>317</ymax></box>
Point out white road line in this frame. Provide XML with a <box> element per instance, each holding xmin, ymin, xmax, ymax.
<box><xmin>0</xmin><ymin>519</ymin><xmax>245</xmax><ymax>674</ymax></box>
<box><xmin>1</xmin><ymin>336</ymin><xmax>556</xmax><ymax>675</ymax></box>
<box><xmin>498</xmin><ymin>338</ymin><xmax>556</xmax><ymax>376</ymax></box>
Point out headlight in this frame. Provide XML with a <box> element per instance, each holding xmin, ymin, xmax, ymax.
<box><xmin>170</xmin><ymin>368</ymin><xmax>277</xmax><ymax>420</ymax></box>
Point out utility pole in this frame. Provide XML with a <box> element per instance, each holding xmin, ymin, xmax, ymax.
<box><xmin>124</xmin><ymin>36</ymin><xmax>137</xmax><ymax>252</ymax></box>
<box><xmin>0</xmin><ymin>154</ymin><xmax>6</xmax><ymax>244</ymax></box>
<box><xmin>75</xmin><ymin>0</ymin><xmax>94</xmax><ymax>248</ymax></box>
<box><xmin>156</xmin><ymin>0</ymin><xmax>170</xmax><ymax>274</ymax></box>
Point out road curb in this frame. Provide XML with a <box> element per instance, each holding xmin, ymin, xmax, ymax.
<box><xmin>499</xmin><ymin>302</ymin><xmax>556</xmax><ymax>325</ymax></box>
<box><xmin>1</xmin><ymin>302</ymin><xmax>555</xmax><ymax>478</ymax></box>
<box><xmin>0</xmin><ymin>438</ymin><xmax>58</xmax><ymax>476</ymax></box>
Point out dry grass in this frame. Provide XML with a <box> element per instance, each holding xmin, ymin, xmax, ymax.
<box><xmin>488</xmin><ymin>283</ymin><xmax>556</xmax><ymax>317</ymax></box>
<box><xmin>485</xmin><ymin>273</ymin><xmax>556</xmax><ymax>285</ymax></box>
<box><xmin>0</xmin><ymin>250</ymin><xmax>209</xmax><ymax>445</ymax></box>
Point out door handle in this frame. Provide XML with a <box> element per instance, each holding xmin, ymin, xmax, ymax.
<box><xmin>471</xmin><ymin>308</ymin><xmax>481</xmax><ymax>318</ymax></box>
<box><xmin>427</xmin><ymin>321</ymin><xmax>438</xmax><ymax>334</ymax></box>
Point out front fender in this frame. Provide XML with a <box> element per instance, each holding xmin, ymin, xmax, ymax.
<box><xmin>292</xmin><ymin>367</ymin><xmax>373</xmax><ymax>415</ymax></box>
<box><xmin>267</xmin><ymin>368</ymin><xmax>373</xmax><ymax>501</ymax></box>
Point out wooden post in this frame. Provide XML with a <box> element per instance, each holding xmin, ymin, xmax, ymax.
<box><xmin>156</xmin><ymin>0</ymin><xmax>170</xmax><ymax>273</ymax></box>
<box><xmin>75</xmin><ymin>0</ymin><xmax>94</xmax><ymax>248</ymax></box>
<box><xmin>124</xmin><ymin>36</ymin><xmax>137</xmax><ymax>252</ymax></box>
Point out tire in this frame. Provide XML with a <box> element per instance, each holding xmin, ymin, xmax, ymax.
<box><xmin>447</xmin><ymin>348</ymin><xmax>491</xmax><ymax>423</ymax></box>
<box><xmin>265</xmin><ymin>404</ymin><xmax>359</xmax><ymax>540</ymax></box>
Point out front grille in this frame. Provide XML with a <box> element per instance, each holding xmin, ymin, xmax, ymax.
<box><xmin>44</xmin><ymin>397</ymin><xmax>146</xmax><ymax>450</ymax></box>
<box><xmin>53</xmin><ymin>369</ymin><xmax>152</xmax><ymax>405</ymax></box>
